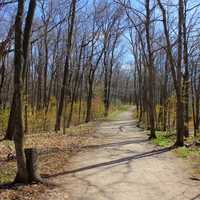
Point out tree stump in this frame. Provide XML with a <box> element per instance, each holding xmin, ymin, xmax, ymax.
<box><xmin>25</xmin><ymin>148</ymin><xmax>42</xmax><ymax>183</ymax></box>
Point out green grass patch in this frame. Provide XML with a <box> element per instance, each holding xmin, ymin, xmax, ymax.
<box><xmin>175</xmin><ymin>146</ymin><xmax>200</xmax><ymax>158</ymax></box>
<box><xmin>106</xmin><ymin>104</ymin><xmax>131</xmax><ymax>120</ymax></box>
<box><xmin>153</xmin><ymin>131</ymin><xmax>175</xmax><ymax>147</ymax></box>
<box><xmin>153</xmin><ymin>131</ymin><xmax>200</xmax><ymax>161</ymax></box>
<box><xmin>106</xmin><ymin>111</ymin><xmax>120</xmax><ymax>120</ymax></box>
<box><xmin>117</xmin><ymin>104</ymin><xmax>130</xmax><ymax>111</ymax></box>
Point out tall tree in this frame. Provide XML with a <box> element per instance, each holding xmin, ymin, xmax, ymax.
<box><xmin>55</xmin><ymin>0</ymin><xmax>77</xmax><ymax>131</ymax></box>
<box><xmin>5</xmin><ymin>0</ymin><xmax>36</xmax><ymax>182</ymax></box>
<box><xmin>144</xmin><ymin>0</ymin><xmax>156</xmax><ymax>139</ymax></box>
<box><xmin>157</xmin><ymin>0</ymin><xmax>185</xmax><ymax>146</ymax></box>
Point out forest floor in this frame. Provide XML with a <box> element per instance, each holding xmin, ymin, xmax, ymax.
<box><xmin>0</xmin><ymin>121</ymin><xmax>99</xmax><ymax>200</ymax></box>
<box><xmin>40</xmin><ymin>108</ymin><xmax>200</xmax><ymax>200</ymax></box>
<box><xmin>1</xmin><ymin>107</ymin><xmax>200</xmax><ymax>200</ymax></box>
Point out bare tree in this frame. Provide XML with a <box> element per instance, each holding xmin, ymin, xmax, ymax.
<box><xmin>5</xmin><ymin>0</ymin><xmax>37</xmax><ymax>182</ymax></box>
<box><xmin>55</xmin><ymin>0</ymin><xmax>77</xmax><ymax>131</ymax></box>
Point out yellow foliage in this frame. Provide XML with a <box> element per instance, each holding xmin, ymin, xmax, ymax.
<box><xmin>0</xmin><ymin>108</ymin><xmax>10</xmax><ymax>136</ymax></box>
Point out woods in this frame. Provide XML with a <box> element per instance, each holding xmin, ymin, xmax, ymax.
<box><xmin>0</xmin><ymin>0</ymin><xmax>132</xmax><ymax>134</ymax></box>
<box><xmin>0</xmin><ymin>0</ymin><xmax>200</xmax><ymax>192</ymax></box>
<box><xmin>119</xmin><ymin>0</ymin><xmax>200</xmax><ymax>146</ymax></box>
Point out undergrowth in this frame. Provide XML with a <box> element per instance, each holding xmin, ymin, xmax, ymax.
<box><xmin>153</xmin><ymin>131</ymin><xmax>175</xmax><ymax>147</ymax></box>
<box><xmin>152</xmin><ymin>130</ymin><xmax>200</xmax><ymax>172</ymax></box>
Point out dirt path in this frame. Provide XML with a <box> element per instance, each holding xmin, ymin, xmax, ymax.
<box><xmin>42</xmin><ymin>108</ymin><xmax>200</xmax><ymax>200</ymax></box>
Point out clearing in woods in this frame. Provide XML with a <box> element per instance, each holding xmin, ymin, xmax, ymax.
<box><xmin>42</xmin><ymin>108</ymin><xmax>200</xmax><ymax>200</ymax></box>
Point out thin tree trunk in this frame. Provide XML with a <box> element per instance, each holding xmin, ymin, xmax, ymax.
<box><xmin>5</xmin><ymin>0</ymin><xmax>37</xmax><ymax>183</ymax></box>
<box><xmin>6</xmin><ymin>0</ymin><xmax>27</xmax><ymax>182</ymax></box>
<box><xmin>55</xmin><ymin>0</ymin><xmax>76</xmax><ymax>131</ymax></box>
<box><xmin>85</xmin><ymin>71</ymin><xmax>94</xmax><ymax>123</ymax></box>
<box><xmin>182</xmin><ymin>0</ymin><xmax>189</xmax><ymax>137</ymax></box>
<box><xmin>145</xmin><ymin>0</ymin><xmax>156</xmax><ymax>139</ymax></box>
<box><xmin>157</xmin><ymin>0</ymin><xmax>184</xmax><ymax>146</ymax></box>
<box><xmin>0</xmin><ymin>57</ymin><xmax>5</xmax><ymax>107</ymax></box>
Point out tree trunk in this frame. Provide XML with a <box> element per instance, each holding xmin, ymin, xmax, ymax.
<box><xmin>55</xmin><ymin>0</ymin><xmax>76</xmax><ymax>131</ymax></box>
<box><xmin>145</xmin><ymin>0</ymin><xmax>156</xmax><ymax>139</ymax></box>
<box><xmin>5</xmin><ymin>0</ymin><xmax>37</xmax><ymax>183</ymax></box>
<box><xmin>67</xmin><ymin>41</ymin><xmax>83</xmax><ymax>127</ymax></box>
<box><xmin>25</xmin><ymin>148</ymin><xmax>42</xmax><ymax>183</ymax></box>
<box><xmin>0</xmin><ymin>57</ymin><xmax>5</xmax><ymax>107</ymax></box>
<box><xmin>182</xmin><ymin>1</ymin><xmax>189</xmax><ymax>137</ymax></box>
<box><xmin>176</xmin><ymin>93</ymin><xmax>184</xmax><ymax>146</ymax></box>
<box><xmin>85</xmin><ymin>73</ymin><xmax>94</xmax><ymax>123</ymax></box>
<box><xmin>157</xmin><ymin>0</ymin><xmax>185</xmax><ymax>146</ymax></box>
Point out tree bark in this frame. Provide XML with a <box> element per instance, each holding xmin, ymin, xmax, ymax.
<box><xmin>5</xmin><ymin>0</ymin><xmax>37</xmax><ymax>183</ymax></box>
<box><xmin>182</xmin><ymin>0</ymin><xmax>189</xmax><ymax>137</ymax></box>
<box><xmin>55</xmin><ymin>0</ymin><xmax>76</xmax><ymax>131</ymax></box>
<box><xmin>145</xmin><ymin>0</ymin><xmax>156</xmax><ymax>139</ymax></box>
<box><xmin>25</xmin><ymin>148</ymin><xmax>42</xmax><ymax>183</ymax></box>
<box><xmin>157</xmin><ymin>0</ymin><xmax>184</xmax><ymax>146</ymax></box>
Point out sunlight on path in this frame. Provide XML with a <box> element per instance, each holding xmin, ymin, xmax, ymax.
<box><xmin>41</xmin><ymin>108</ymin><xmax>200</xmax><ymax>200</ymax></box>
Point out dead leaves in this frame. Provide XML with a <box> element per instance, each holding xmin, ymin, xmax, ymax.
<box><xmin>0</xmin><ymin>122</ymin><xmax>97</xmax><ymax>200</ymax></box>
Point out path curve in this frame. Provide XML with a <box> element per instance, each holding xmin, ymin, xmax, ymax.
<box><xmin>42</xmin><ymin>108</ymin><xmax>200</xmax><ymax>200</ymax></box>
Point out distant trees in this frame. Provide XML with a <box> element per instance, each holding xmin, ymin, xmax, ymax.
<box><xmin>0</xmin><ymin>0</ymin><xmax>131</xmax><ymax>138</ymax></box>
<box><xmin>157</xmin><ymin>0</ymin><xmax>185</xmax><ymax>146</ymax></box>
<box><xmin>101</xmin><ymin>3</ymin><xmax>124</xmax><ymax>117</ymax></box>
<box><xmin>120</xmin><ymin>0</ymin><xmax>157</xmax><ymax>138</ymax></box>
<box><xmin>118</xmin><ymin>0</ymin><xmax>200</xmax><ymax>146</ymax></box>
<box><xmin>0</xmin><ymin>0</ymin><xmax>135</xmax><ymax>184</ymax></box>
<box><xmin>55</xmin><ymin>0</ymin><xmax>77</xmax><ymax>131</ymax></box>
<box><xmin>84</xmin><ymin>11</ymin><xmax>105</xmax><ymax>123</ymax></box>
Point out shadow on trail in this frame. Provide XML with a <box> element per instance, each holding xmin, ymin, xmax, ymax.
<box><xmin>44</xmin><ymin>146</ymin><xmax>175</xmax><ymax>178</ymax></box>
<box><xmin>83</xmin><ymin>139</ymin><xmax>148</xmax><ymax>149</ymax></box>
<box><xmin>0</xmin><ymin>180</ymin><xmax>57</xmax><ymax>190</ymax></box>
<box><xmin>190</xmin><ymin>194</ymin><xmax>200</xmax><ymax>200</ymax></box>
<box><xmin>0</xmin><ymin>182</ymin><xmax>17</xmax><ymax>190</ymax></box>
